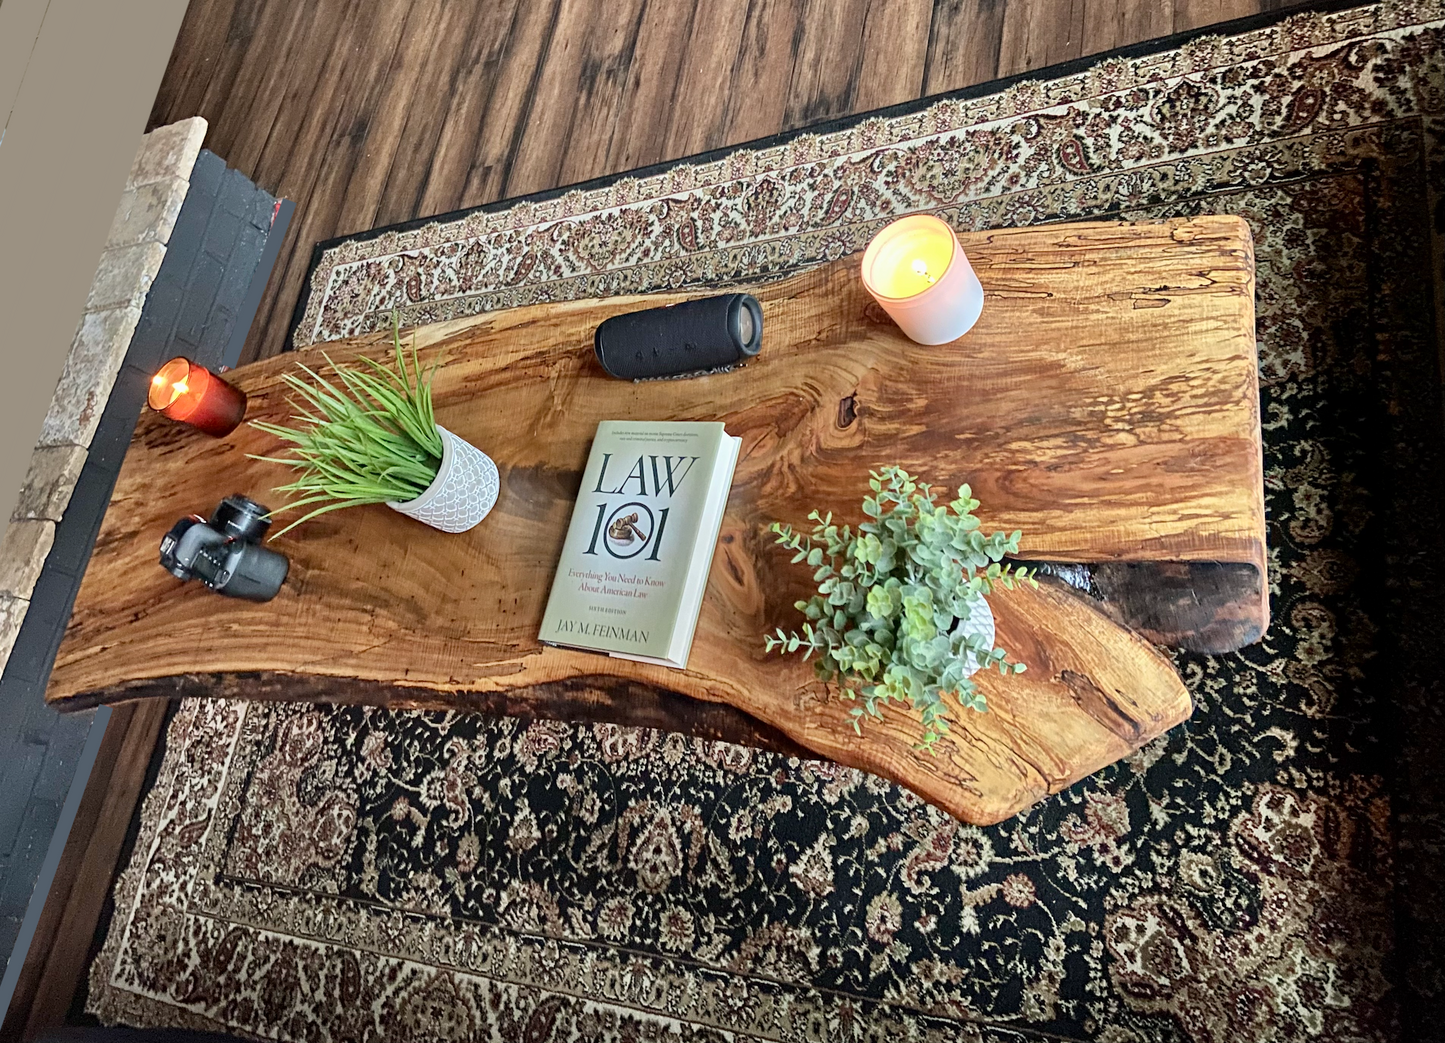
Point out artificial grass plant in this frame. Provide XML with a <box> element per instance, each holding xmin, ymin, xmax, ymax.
<box><xmin>249</xmin><ymin>310</ymin><xmax>444</xmax><ymax>538</ymax></box>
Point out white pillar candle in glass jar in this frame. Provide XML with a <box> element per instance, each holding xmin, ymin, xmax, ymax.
<box><xmin>860</xmin><ymin>214</ymin><xmax>984</xmax><ymax>345</ymax></box>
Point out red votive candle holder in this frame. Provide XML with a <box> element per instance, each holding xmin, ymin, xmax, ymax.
<box><xmin>148</xmin><ymin>357</ymin><xmax>247</xmax><ymax>437</ymax></box>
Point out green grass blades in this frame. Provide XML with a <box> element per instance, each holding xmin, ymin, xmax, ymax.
<box><xmin>248</xmin><ymin>309</ymin><xmax>444</xmax><ymax>539</ymax></box>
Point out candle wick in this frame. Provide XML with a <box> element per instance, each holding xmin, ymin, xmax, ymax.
<box><xmin>911</xmin><ymin>258</ymin><xmax>935</xmax><ymax>284</ymax></box>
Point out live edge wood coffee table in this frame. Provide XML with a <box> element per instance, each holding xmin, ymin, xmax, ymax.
<box><xmin>46</xmin><ymin>217</ymin><xmax>1265</xmax><ymax>825</ymax></box>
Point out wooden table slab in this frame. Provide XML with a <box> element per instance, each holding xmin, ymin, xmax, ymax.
<box><xmin>46</xmin><ymin>217</ymin><xmax>1264</xmax><ymax>824</ymax></box>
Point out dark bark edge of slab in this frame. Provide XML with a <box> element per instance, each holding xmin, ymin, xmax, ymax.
<box><xmin>1032</xmin><ymin>559</ymin><xmax>1265</xmax><ymax>653</ymax></box>
<box><xmin>49</xmin><ymin>671</ymin><xmax>814</xmax><ymax>759</ymax></box>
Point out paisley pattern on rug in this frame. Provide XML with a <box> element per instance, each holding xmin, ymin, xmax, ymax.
<box><xmin>88</xmin><ymin>3</ymin><xmax>1444</xmax><ymax>1041</ymax></box>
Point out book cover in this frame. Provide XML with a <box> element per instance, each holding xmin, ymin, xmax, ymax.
<box><xmin>538</xmin><ymin>420</ymin><xmax>740</xmax><ymax>668</ymax></box>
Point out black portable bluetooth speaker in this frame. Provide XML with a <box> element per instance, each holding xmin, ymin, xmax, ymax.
<box><xmin>593</xmin><ymin>293</ymin><xmax>763</xmax><ymax>381</ymax></box>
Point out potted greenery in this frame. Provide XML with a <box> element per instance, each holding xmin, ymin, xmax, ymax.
<box><xmin>251</xmin><ymin>312</ymin><xmax>498</xmax><ymax>537</ymax></box>
<box><xmin>764</xmin><ymin>466</ymin><xmax>1034</xmax><ymax>750</ymax></box>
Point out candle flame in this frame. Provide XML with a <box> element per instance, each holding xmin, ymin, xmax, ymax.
<box><xmin>149</xmin><ymin>358</ymin><xmax>197</xmax><ymax>411</ymax></box>
<box><xmin>911</xmin><ymin>258</ymin><xmax>936</xmax><ymax>284</ymax></box>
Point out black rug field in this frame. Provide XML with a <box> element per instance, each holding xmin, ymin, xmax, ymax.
<box><xmin>86</xmin><ymin>3</ymin><xmax>1443</xmax><ymax>1041</ymax></box>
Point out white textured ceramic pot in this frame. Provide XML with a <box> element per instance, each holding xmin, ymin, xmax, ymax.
<box><xmin>954</xmin><ymin>597</ymin><xmax>996</xmax><ymax>677</ymax></box>
<box><xmin>387</xmin><ymin>425</ymin><xmax>499</xmax><ymax>533</ymax></box>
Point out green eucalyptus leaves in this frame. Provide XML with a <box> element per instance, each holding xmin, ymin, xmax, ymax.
<box><xmin>765</xmin><ymin>466</ymin><xmax>1035</xmax><ymax>751</ymax></box>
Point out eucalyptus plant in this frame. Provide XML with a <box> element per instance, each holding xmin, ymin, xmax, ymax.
<box><xmin>765</xmin><ymin>466</ymin><xmax>1035</xmax><ymax>750</ymax></box>
<box><xmin>249</xmin><ymin>310</ymin><xmax>444</xmax><ymax>538</ymax></box>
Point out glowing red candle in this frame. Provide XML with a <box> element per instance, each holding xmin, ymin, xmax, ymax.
<box><xmin>148</xmin><ymin>357</ymin><xmax>247</xmax><ymax>437</ymax></box>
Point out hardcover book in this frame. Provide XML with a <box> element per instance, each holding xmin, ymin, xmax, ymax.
<box><xmin>539</xmin><ymin>420</ymin><xmax>741</xmax><ymax>669</ymax></box>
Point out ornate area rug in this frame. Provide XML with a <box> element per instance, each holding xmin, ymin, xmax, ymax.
<box><xmin>88</xmin><ymin>3</ymin><xmax>1443</xmax><ymax>1041</ymax></box>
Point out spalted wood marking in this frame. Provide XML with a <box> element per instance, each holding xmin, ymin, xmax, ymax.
<box><xmin>48</xmin><ymin>217</ymin><xmax>1262</xmax><ymax>824</ymax></box>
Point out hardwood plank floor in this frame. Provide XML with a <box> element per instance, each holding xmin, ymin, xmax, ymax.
<box><xmin>855</xmin><ymin>0</ymin><xmax>935</xmax><ymax>112</ymax></box>
<box><xmin>7</xmin><ymin>0</ymin><xmax>1307</xmax><ymax>1035</ymax></box>
<box><xmin>0</xmin><ymin>702</ymin><xmax>169</xmax><ymax>1040</ymax></box>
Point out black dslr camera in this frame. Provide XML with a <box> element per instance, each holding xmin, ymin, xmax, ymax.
<box><xmin>159</xmin><ymin>494</ymin><xmax>290</xmax><ymax>602</ymax></box>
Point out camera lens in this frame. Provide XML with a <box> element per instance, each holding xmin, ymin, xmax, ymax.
<box><xmin>211</xmin><ymin>494</ymin><xmax>272</xmax><ymax>543</ymax></box>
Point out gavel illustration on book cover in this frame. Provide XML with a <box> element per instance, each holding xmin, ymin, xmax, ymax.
<box><xmin>607</xmin><ymin>512</ymin><xmax>647</xmax><ymax>543</ymax></box>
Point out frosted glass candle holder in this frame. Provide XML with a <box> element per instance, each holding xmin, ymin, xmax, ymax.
<box><xmin>861</xmin><ymin>214</ymin><xmax>985</xmax><ymax>345</ymax></box>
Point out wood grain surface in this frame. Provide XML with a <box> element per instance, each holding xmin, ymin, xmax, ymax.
<box><xmin>46</xmin><ymin>215</ymin><xmax>1262</xmax><ymax>824</ymax></box>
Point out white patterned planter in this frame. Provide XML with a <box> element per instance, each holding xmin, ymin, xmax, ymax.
<box><xmin>954</xmin><ymin>597</ymin><xmax>996</xmax><ymax>677</ymax></box>
<box><xmin>387</xmin><ymin>425</ymin><xmax>499</xmax><ymax>533</ymax></box>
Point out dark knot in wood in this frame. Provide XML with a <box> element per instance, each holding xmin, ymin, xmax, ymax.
<box><xmin>837</xmin><ymin>393</ymin><xmax>858</xmax><ymax>429</ymax></box>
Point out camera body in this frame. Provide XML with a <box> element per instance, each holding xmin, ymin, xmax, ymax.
<box><xmin>159</xmin><ymin>494</ymin><xmax>289</xmax><ymax>602</ymax></box>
